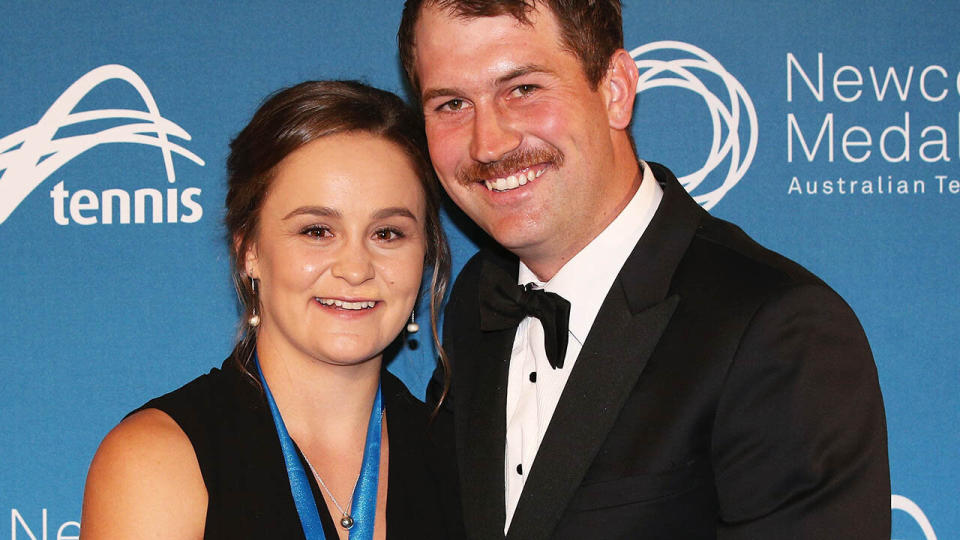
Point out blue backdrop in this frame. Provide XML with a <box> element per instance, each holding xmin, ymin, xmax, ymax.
<box><xmin>1</xmin><ymin>2</ymin><xmax>954</xmax><ymax>538</ymax></box>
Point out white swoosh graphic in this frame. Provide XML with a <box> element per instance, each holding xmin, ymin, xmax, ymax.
<box><xmin>0</xmin><ymin>64</ymin><xmax>204</xmax><ymax>224</ymax></box>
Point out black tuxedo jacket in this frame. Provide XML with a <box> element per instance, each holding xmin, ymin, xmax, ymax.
<box><xmin>437</xmin><ymin>163</ymin><xmax>890</xmax><ymax>539</ymax></box>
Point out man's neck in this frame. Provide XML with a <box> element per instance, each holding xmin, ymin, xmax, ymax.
<box><xmin>520</xmin><ymin>165</ymin><xmax>642</xmax><ymax>282</ymax></box>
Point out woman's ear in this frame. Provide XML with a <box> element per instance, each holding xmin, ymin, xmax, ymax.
<box><xmin>235</xmin><ymin>233</ymin><xmax>259</xmax><ymax>279</ymax></box>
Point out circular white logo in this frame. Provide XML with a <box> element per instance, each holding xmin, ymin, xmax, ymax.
<box><xmin>892</xmin><ymin>494</ymin><xmax>938</xmax><ymax>540</ymax></box>
<box><xmin>630</xmin><ymin>41</ymin><xmax>758</xmax><ymax>210</ymax></box>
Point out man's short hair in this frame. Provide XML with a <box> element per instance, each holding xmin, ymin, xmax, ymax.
<box><xmin>398</xmin><ymin>0</ymin><xmax>624</xmax><ymax>95</ymax></box>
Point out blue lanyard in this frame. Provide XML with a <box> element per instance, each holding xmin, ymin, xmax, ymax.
<box><xmin>256</xmin><ymin>355</ymin><xmax>383</xmax><ymax>540</ymax></box>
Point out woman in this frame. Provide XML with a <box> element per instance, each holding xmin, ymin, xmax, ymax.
<box><xmin>81</xmin><ymin>81</ymin><xmax>461</xmax><ymax>539</ymax></box>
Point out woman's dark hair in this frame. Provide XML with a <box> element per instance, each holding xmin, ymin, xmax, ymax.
<box><xmin>224</xmin><ymin>80</ymin><xmax>451</xmax><ymax>403</ymax></box>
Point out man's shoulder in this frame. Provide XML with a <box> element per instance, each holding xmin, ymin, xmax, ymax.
<box><xmin>444</xmin><ymin>247</ymin><xmax>510</xmax><ymax>331</ymax></box>
<box><xmin>456</xmin><ymin>248</ymin><xmax>488</xmax><ymax>282</ymax></box>
<box><xmin>447</xmin><ymin>184</ymin><xmax>846</xmax><ymax>323</ymax></box>
<box><xmin>675</xmin><ymin>213</ymin><xmax>844</xmax><ymax>315</ymax></box>
<box><xmin>449</xmin><ymin>214</ymin><xmax>832</xmax><ymax>308</ymax></box>
<box><xmin>703</xmin><ymin>215</ymin><xmax>819</xmax><ymax>280</ymax></box>
<box><xmin>449</xmin><ymin>246</ymin><xmax>515</xmax><ymax>301</ymax></box>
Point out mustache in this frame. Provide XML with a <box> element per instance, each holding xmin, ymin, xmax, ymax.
<box><xmin>455</xmin><ymin>147</ymin><xmax>564</xmax><ymax>185</ymax></box>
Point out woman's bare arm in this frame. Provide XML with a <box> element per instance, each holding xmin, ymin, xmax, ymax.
<box><xmin>81</xmin><ymin>409</ymin><xmax>207</xmax><ymax>539</ymax></box>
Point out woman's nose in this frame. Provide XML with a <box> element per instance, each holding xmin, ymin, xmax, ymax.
<box><xmin>330</xmin><ymin>242</ymin><xmax>375</xmax><ymax>285</ymax></box>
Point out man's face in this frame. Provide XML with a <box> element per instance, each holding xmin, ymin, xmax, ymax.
<box><xmin>413</xmin><ymin>5</ymin><xmax>623</xmax><ymax>269</ymax></box>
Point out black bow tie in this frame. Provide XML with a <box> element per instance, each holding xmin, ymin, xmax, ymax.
<box><xmin>479</xmin><ymin>269</ymin><xmax>571</xmax><ymax>369</ymax></box>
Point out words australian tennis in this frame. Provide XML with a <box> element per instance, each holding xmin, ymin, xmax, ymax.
<box><xmin>0</xmin><ymin>64</ymin><xmax>205</xmax><ymax>226</ymax></box>
<box><xmin>787</xmin><ymin>52</ymin><xmax>960</xmax><ymax>196</ymax></box>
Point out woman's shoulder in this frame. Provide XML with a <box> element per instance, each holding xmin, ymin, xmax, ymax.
<box><xmin>81</xmin><ymin>361</ymin><xmax>256</xmax><ymax>537</ymax></box>
<box><xmin>381</xmin><ymin>368</ymin><xmax>454</xmax><ymax>444</ymax></box>
<box><xmin>382</xmin><ymin>370</ymin><xmax>440</xmax><ymax>429</ymax></box>
<box><xmin>381</xmin><ymin>370</ymin><xmax>464</xmax><ymax>538</ymax></box>
<box><xmin>138</xmin><ymin>361</ymin><xmax>242</xmax><ymax>420</ymax></box>
<box><xmin>380</xmin><ymin>369</ymin><xmax>425</xmax><ymax>413</ymax></box>
<box><xmin>88</xmin><ymin>407</ymin><xmax>205</xmax><ymax>495</ymax></box>
<box><xmin>380</xmin><ymin>367</ymin><xmax>457</xmax><ymax>485</ymax></box>
<box><xmin>81</xmin><ymin>392</ymin><xmax>209</xmax><ymax>538</ymax></box>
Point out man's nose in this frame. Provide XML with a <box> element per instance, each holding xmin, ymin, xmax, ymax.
<box><xmin>330</xmin><ymin>241</ymin><xmax>375</xmax><ymax>286</ymax></box>
<box><xmin>470</xmin><ymin>104</ymin><xmax>521</xmax><ymax>164</ymax></box>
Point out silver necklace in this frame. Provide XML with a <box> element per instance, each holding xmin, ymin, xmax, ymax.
<box><xmin>305</xmin><ymin>458</ymin><xmax>357</xmax><ymax>530</ymax></box>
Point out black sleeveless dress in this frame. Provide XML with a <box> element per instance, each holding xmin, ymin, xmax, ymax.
<box><xmin>137</xmin><ymin>359</ymin><xmax>464</xmax><ymax>539</ymax></box>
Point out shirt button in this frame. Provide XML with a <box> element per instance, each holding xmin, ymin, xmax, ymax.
<box><xmin>529</xmin><ymin>371</ymin><xmax>537</xmax><ymax>383</ymax></box>
<box><xmin>516</xmin><ymin>463</ymin><xmax>523</xmax><ymax>475</ymax></box>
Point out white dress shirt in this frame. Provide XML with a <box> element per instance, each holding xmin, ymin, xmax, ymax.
<box><xmin>503</xmin><ymin>161</ymin><xmax>663</xmax><ymax>532</ymax></box>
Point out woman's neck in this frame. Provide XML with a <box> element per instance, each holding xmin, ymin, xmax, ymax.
<box><xmin>255</xmin><ymin>329</ymin><xmax>382</xmax><ymax>448</ymax></box>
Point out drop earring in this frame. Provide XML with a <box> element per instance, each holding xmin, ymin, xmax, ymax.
<box><xmin>406</xmin><ymin>311</ymin><xmax>419</xmax><ymax>333</ymax></box>
<box><xmin>248</xmin><ymin>278</ymin><xmax>261</xmax><ymax>328</ymax></box>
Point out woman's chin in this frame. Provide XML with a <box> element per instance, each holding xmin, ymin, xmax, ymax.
<box><xmin>309</xmin><ymin>339</ymin><xmax>387</xmax><ymax>369</ymax></box>
<box><xmin>309</xmin><ymin>324</ymin><xmax>410</xmax><ymax>365</ymax></box>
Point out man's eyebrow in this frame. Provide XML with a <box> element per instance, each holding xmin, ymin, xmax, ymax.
<box><xmin>283</xmin><ymin>206</ymin><xmax>340</xmax><ymax>220</ymax></box>
<box><xmin>372</xmin><ymin>207</ymin><xmax>418</xmax><ymax>221</ymax></box>
<box><xmin>496</xmin><ymin>64</ymin><xmax>553</xmax><ymax>85</ymax></box>
<box><xmin>420</xmin><ymin>64</ymin><xmax>555</xmax><ymax>103</ymax></box>
<box><xmin>421</xmin><ymin>87</ymin><xmax>463</xmax><ymax>103</ymax></box>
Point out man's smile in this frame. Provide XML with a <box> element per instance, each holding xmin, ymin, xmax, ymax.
<box><xmin>483</xmin><ymin>165</ymin><xmax>548</xmax><ymax>192</ymax></box>
<box><xmin>457</xmin><ymin>147</ymin><xmax>565</xmax><ymax>193</ymax></box>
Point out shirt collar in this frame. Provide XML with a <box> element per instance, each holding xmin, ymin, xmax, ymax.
<box><xmin>518</xmin><ymin>161</ymin><xmax>663</xmax><ymax>345</ymax></box>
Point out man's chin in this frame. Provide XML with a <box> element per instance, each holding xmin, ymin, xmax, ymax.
<box><xmin>486</xmin><ymin>227</ymin><xmax>549</xmax><ymax>258</ymax></box>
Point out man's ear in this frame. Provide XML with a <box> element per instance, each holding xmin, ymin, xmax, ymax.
<box><xmin>235</xmin><ymin>233</ymin><xmax>259</xmax><ymax>279</ymax></box>
<box><xmin>602</xmin><ymin>49</ymin><xmax>639</xmax><ymax>130</ymax></box>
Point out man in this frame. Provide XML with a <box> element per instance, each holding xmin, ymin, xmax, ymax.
<box><xmin>399</xmin><ymin>1</ymin><xmax>891</xmax><ymax>538</ymax></box>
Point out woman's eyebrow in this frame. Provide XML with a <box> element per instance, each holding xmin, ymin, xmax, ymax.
<box><xmin>283</xmin><ymin>206</ymin><xmax>340</xmax><ymax>220</ymax></box>
<box><xmin>372</xmin><ymin>207</ymin><xmax>417</xmax><ymax>221</ymax></box>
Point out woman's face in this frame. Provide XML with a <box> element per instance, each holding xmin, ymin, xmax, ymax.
<box><xmin>245</xmin><ymin>132</ymin><xmax>427</xmax><ymax>367</ymax></box>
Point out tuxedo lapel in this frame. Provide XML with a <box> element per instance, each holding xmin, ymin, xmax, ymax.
<box><xmin>458</xmin><ymin>255</ymin><xmax>515</xmax><ymax>539</ymax></box>
<box><xmin>504</xmin><ymin>164</ymin><xmax>706</xmax><ymax>540</ymax></box>
<box><xmin>505</xmin><ymin>291</ymin><xmax>679</xmax><ymax>540</ymax></box>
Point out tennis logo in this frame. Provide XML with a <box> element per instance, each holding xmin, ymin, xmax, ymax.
<box><xmin>631</xmin><ymin>41</ymin><xmax>758</xmax><ymax>210</ymax></box>
<box><xmin>0</xmin><ymin>64</ymin><xmax>205</xmax><ymax>226</ymax></box>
